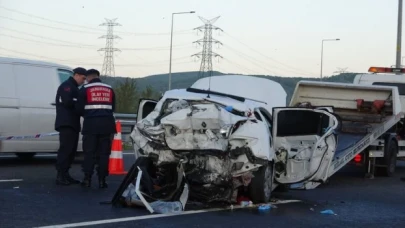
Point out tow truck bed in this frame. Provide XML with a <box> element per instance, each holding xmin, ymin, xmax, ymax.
<box><xmin>287</xmin><ymin>81</ymin><xmax>402</xmax><ymax>190</ymax></box>
<box><xmin>334</xmin><ymin>133</ymin><xmax>367</xmax><ymax>159</ymax></box>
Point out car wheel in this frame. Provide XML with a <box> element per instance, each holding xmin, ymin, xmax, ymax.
<box><xmin>376</xmin><ymin>139</ymin><xmax>398</xmax><ymax>177</ymax></box>
<box><xmin>384</xmin><ymin>139</ymin><xmax>397</xmax><ymax>177</ymax></box>
<box><xmin>248</xmin><ymin>163</ymin><xmax>273</xmax><ymax>204</ymax></box>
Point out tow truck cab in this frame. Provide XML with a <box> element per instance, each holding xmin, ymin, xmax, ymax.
<box><xmin>352</xmin><ymin>66</ymin><xmax>405</xmax><ymax>175</ymax></box>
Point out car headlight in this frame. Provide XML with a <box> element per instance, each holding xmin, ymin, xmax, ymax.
<box><xmin>220</xmin><ymin>124</ymin><xmax>233</xmax><ymax>137</ymax></box>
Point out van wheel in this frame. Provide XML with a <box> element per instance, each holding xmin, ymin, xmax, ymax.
<box><xmin>16</xmin><ymin>153</ymin><xmax>36</xmax><ymax>160</ymax></box>
<box><xmin>248</xmin><ymin>163</ymin><xmax>273</xmax><ymax>204</ymax></box>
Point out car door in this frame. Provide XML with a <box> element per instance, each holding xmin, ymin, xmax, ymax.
<box><xmin>271</xmin><ymin>107</ymin><xmax>339</xmax><ymax>184</ymax></box>
<box><xmin>137</xmin><ymin>99</ymin><xmax>158</xmax><ymax>122</ymax></box>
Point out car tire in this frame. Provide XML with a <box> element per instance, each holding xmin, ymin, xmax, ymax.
<box><xmin>248</xmin><ymin>162</ymin><xmax>273</xmax><ymax>204</ymax></box>
<box><xmin>383</xmin><ymin>139</ymin><xmax>397</xmax><ymax>177</ymax></box>
<box><xmin>376</xmin><ymin>139</ymin><xmax>398</xmax><ymax>177</ymax></box>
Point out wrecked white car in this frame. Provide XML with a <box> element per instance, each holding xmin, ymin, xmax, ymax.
<box><xmin>122</xmin><ymin>75</ymin><xmax>340</xmax><ymax>208</ymax></box>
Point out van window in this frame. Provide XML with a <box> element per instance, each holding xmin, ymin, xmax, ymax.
<box><xmin>372</xmin><ymin>82</ymin><xmax>405</xmax><ymax>95</ymax></box>
<box><xmin>57</xmin><ymin>69</ymin><xmax>73</xmax><ymax>85</ymax></box>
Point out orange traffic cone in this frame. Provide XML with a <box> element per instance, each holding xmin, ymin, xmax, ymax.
<box><xmin>108</xmin><ymin>120</ymin><xmax>127</xmax><ymax>175</ymax></box>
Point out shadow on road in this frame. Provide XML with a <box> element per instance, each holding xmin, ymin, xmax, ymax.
<box><xmin>0</xmin><ymin>154</ymin><xmax>84</xmax><ymax>167</ymax></box>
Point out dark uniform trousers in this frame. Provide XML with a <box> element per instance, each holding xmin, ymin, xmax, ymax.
<box><xmin>56</xmin><ymin>127</ymin><xmax>79</xmax><ymax>172</ymax></box>
<box><xmin>82</xmin><ymin>133</ymin><xmax>114</xmax><ymax>177</ymax></box>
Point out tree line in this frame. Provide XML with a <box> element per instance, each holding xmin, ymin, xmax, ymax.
<box><xmin>113</xmin><ymin>78</ymin><xmax>161</xmax><ymax>114</ymax></box>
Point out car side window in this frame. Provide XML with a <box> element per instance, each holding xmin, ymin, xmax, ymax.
<box><xmin>254</xmin><ymin>111</ymin><xmax>262</xmax><ymax>121</ymax></box>
<box><xmin>260</xmin><ymin>109</ymin><xmax>273</xmax><ymax>127</ymax></box>
<box><xmin>258</xmin><ymin>108</ymin><xmax>273</xmax><ymax>135</ymax></box>
<box><xmin>256</xmin><ymin>110</ymin><xmax>273</xmax><ymax>146</ymax></box>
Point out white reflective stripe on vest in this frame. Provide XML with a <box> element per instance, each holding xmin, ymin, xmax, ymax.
<box><xmin>84</xmin><ymin>82</ymin><xmax>112</xmax><ymax>88</ymax></box>
<box><xmin>110</xmin><ymin>151</ymin><xmax>123</xmax><ymax>159</ymax></box>
<box><xmin>84</xmin><ymin>104</ymin><xmax>112</xmax><ymax>110</ymax></box>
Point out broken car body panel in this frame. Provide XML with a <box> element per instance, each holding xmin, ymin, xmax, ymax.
<box><xmin>130</xmin><ymin>75</ymin><xmax>287</xmax><ymax>203</ymax></box>
<box><xmin>272</xmin><ymin>107</ymin><xmax>339</xmax><ymax>184</ymax></box>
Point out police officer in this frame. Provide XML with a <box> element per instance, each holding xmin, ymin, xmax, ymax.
<box><xmin>75</xmin><ymin>69</ymin><xmax>116</xmax><ymax>188</ymax></box>
<box><xmin>54</xmin><ymin>67</ymin><xmax>87</xmax><ymax>185</ymax></box>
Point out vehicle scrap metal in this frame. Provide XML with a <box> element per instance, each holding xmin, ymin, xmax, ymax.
<box><xmin>112</xmin><ymin>98</ymin><xmax>272</xmax><ymax>211</ymax></box>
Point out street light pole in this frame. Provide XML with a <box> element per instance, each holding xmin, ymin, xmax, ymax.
<box><xmin>320</xmin><ymin>38</ymin><xmax>340</xmax><ymax>80</ymax></box>
<box><xmin>396</xmin><ymin>0</ymin><xmax>403</xmax><ymax>69</ymax></box>
<box><xmin>168</xmin><ymin>11</ymin><xmax>195</xmax><ymax>91</ymax></box>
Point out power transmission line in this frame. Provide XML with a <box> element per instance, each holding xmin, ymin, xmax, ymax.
<box><xmin>191</xmin><ymin>16</ymin><xmax>223</xmax><ymax>78</ymax></box>
<box><xmin>0</xmin><ymin>30</ymin><xmax>191</xmax><ymax>51</ymax></box>
<box><xmin>0</xmin><ymin>26</ymin><xmax>98</xmax><ymax>47</ymax></box>
<box><xmin>0</xmin><ymin>26</ymin><xmax>191</xmax><ymax>51</ymax></box>
<box><xmin>0</xmin><ymin>33</ymin><xmax>97</xmax><ymax>49</ymax></box>
<box><xmin>0</xmin><ymin>15</ymin><xmax>102</xmax><ymax>35</ymax></box>
<box><xmin>98</xmin><ymin>18</ymin><xmax>121</xmax><ymax>77</ymax></box>
<box><xmin>0</xmin><ymin>5</ymin><xmax>106</xmax><ymax>32</ymax></box>
<box><xmin>223</xmin><ymin>31</ymin><xmax>317</xmax><ymax>76</ymax></box>
<box><xmin>0</xmin><ymin>8</ymin><xmax>193</xmax><ymax>36</ymax></box>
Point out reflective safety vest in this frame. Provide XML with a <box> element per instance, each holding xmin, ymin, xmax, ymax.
<box><xmin>81</xmin><ymin>80</ymin><xmax>115</xmax><ymax>118</ymax></box>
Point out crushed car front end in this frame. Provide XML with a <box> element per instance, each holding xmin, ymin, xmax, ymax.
<box><xmin>130</xmin><ymin>93</ymin><xmax>275</xmax><ymax>204</ymax></box>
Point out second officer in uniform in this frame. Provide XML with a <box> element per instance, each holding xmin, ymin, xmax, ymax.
<box><xmin>75</xmin><ymin>69</ymin><xmax>116</xmax><ymax>188</ymax></box>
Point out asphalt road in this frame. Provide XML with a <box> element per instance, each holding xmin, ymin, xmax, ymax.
<box><xmin>1</xmin><ymin>152</ymin><xmax>405</xmax><ymax>228</ymax></box>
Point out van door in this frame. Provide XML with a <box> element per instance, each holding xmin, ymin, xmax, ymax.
<box><xmin>272</xmin><ymin>107</ymin><xmax>339</xmax><ymax>184</ymax></box>
<box><xmin>14</xmin><ymin>65</ymin><xmax>66</xmax><ymax>152</ymax></box>
<box><xmin>0</xmin><ymin>63</ymin><xmax>21</xmax><ymax>152</ymax></box>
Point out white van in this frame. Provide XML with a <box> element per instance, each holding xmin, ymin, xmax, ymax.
<box><xmin>0</xmin><ymin>57</ymin><xmax>83</xmax><ymax>159</ymax></box>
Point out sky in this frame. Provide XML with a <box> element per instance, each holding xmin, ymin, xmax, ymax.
<box><xmin>0</xmin><ymin>0</ymin><xmax>402</xmax><ymax>78</ymax></box>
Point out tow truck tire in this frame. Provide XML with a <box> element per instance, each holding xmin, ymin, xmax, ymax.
<box><xmin>248</xmin><ymin>163</ymin><xmax>273</xmax><ymax>204</ymax></box>
<box><xmin>15</xmin><ymin>152</ymin><xmax>36</xmax><ymax>160</ymax></box>
<box><xmin>382</xmin><ymin>139</ymin><xmax>398</xmax><ymax>177</ymax></box>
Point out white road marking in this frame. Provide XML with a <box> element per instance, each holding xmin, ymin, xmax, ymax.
<box><xmin>0</xmin><ymin>179</ymin><xmax>23</xmax><ymax>183</ymax></box>
<box><xmin>34</xmin><ymin>199</ymin><xmax>302</xmax><ymax>228</ymax></box>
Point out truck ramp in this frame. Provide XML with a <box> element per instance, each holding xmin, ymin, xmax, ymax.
<box><xmin>288</xmin><ymin>81</ymin><xmax>402</xmax><ymax>190</ymax></box>
<box><xmin>334</xmin><ymin>133</ymin><xmax>367</xmax><ymax>159</ymax></box>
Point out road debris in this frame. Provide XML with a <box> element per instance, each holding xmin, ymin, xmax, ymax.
<box><xmin>320</xmin><ymin>209</ymin><xmax>337</xmax><ymax>215</ymax></box>
<box><xmin>258</xmin><ymin>204</ymin><xmax>272</xmax><ymax>212</ymax></box>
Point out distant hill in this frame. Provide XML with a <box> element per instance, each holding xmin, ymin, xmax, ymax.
<box><xmin>101</xmin><ymin>71</ymin><xmax>359</xmax><ymax>103</ymax></box>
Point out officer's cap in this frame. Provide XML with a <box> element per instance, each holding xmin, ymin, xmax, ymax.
<box><xmin>86</xmin><ymin>69</ymin><xmax>100</xmax><ymax>77</ymax></box>
<box><xmin>73</xmin><ymin>67</ymin><xmax>87</xmax><ymax>76</ymax></box>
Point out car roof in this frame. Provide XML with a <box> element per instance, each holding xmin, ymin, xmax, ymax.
<box><xmin>158</xmin><ymin>75</ymin><xmax>287</xmax><ymax>115</ymax></box>
<box><xmin>0</xmin><ymin>56</ymin><xmax>72</xmax><ymax>70</ymax></box>
<box><xmin>190</xmin><ymin>75</ymin><xmax>287</xmax><ymax>113</ymax></box>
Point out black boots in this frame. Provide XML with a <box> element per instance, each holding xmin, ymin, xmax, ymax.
<box><xmin>81</xmin><ymin>175</ymin><xmax>91</xmax><ymax>187</ymax></box>
<box><xmin>99</xmin><ymin>176</ymin><xmax>108</xmax><ymax>189</ymax></box>
<box><xmin>65</xmin><ymin>172</ymin><xmax>80</xmax><ymax>184</ymax></box>
<box><xmin>55</xmin><ymin>172</ymin><xmax>70</xmax><ymax>185</ymax></box>
<box><xmin>56</xmin><ymin>172</ymin><xmax>80</xmax><ymax>185</ymax></box>
<box><xmin>81</xmin><ymin>174</ymin><xmax>108</xmax><ymax>189</ymax></box>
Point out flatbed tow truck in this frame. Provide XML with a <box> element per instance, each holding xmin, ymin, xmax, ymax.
<box><xmin>287</xmin><ymin>67</ymin><xmax>405</xmax><ymax>190</ymax></box>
